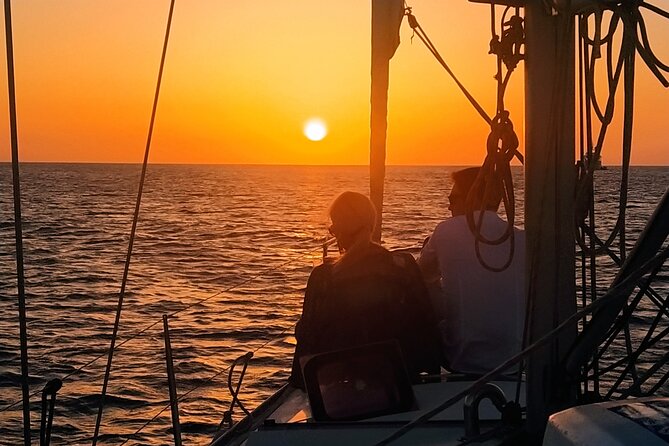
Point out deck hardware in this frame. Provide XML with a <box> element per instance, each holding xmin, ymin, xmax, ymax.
<box><xmin>221</xmin><ymin>352</ymin><xmax>254</xmax><ymax>429</ymax></box>
<box><xmin>162</xmin><ymin>315</ymin><xmax>182</xmax><ymax>446</ymax></box>
<box><xmin>463</xmin><ymin>383</ymin><xmax>507</xmax><ymax>438</ymax></box>
<box><xmin>39</xmin><ymin>378</ymin><xmax>62</xmax><ymax>446</ymax></box>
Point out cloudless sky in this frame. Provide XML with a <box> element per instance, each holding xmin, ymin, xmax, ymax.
<box><xmin>0</xmin><ymin>1</ymin><xmax>667</xmax><ymax>165</ymax></box>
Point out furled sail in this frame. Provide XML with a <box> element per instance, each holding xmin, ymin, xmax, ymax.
<box><xmin>370</xmin><ymin>0</ymin><xmax>404</xmax><ymax>241</ymax></box>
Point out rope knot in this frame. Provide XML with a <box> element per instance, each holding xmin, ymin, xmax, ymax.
<box><xmin>487</xmin><ymin>112</ymin><xmax>523</xmax><ymax>164</ymax></box>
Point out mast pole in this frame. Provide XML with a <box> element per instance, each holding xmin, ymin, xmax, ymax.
<box><xmin>524</xmin><ymin>0</ymin><xmax>577</xmax><ymax>440</ymax></box>
<box><xmin>369</xmin><ymin>44</ymin><xmax>388</xmax><ymax>242</ymax></box>
<box><xmin>3</xmin><ymin>0</ymin><xmax>32</xmax><ymax>443</ymax></box>
<box><xmin>370</xmin><ymin>0</ymin><xmax>403</xmax><ymax>242</ymax></box>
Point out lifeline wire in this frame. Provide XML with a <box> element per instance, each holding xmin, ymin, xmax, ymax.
<box><xmin>91</xmin><ymin>1</ymin><xmax>177</xmax><ymax>443</ymax></box>
<box><xmin>115</xmin><ymin>321</ymin><xmax>299</xmax><ymax>445</ymax></box>
<box><xmin>0</xmin><ymin>244</ymin><xmax>320</xmax><ymax>414</ymax></box>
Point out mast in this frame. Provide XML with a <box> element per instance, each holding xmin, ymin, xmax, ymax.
<box><xmin>370</xmin><ymin>0</ymin><xmax>403</xmax><ymax>242</ymax></box>
<box><xmin>524</xmin><ymin>0</ymin><xmax>578</xmax><ymax>440</ymax></box>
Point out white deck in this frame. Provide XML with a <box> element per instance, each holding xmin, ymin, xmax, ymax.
<box><xmin>244</xmin><ymin>380</ymin><xmax>525</xmax><ymax>446</ymax></box>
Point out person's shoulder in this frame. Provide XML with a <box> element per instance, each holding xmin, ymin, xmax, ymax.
<box><xmin>389</xmin><ymin>250</ymin><xmax>418</xmax><ymax>269</ymax></box>
<box><xmin>308</xmin><ymin>262</ymin><xmax>333</xmax><ymax>282</ymax></box>
<box><xmin>312</xmin><ymin>260</ymin><xmax>333</xmax><ymax>272</ymax></box>
<box><xmin>431</xmin><ymin>215</ymin><xmax>457</xmax><ymax>229</ymax></box>
<box><xmin>363</xmin><ymin>245</ymin><xmax>416</xmax><ymax>276</ymax></box>
<box><xmin>431</xmin><ymin>215</ymin><xmax>468</xmax><ymax>236</ymax></box>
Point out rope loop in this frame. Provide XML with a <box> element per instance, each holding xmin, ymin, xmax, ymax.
<box><xmin>575</xmin><ymin>0</ymin><xmax>669</xmax><ymax>256</ymax></box>
<box><xmin>463</xmin><ymin>111</ymin><xmax>520</xmax><ymax>273</ymax></box>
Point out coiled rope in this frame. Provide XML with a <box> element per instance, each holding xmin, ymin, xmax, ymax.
<box><xmin>466</xmin><ymin>4</ymin><xmax>524</xmax><ymax>272</ymax></box>
<box><xmin>405</xmin><ymin>5</ymin><xmax>524</xmax><ymax>272</ymax></box>
<box><xmin>574</xmin><ymin>0</ymin><xmax>669</xmax><ymax>394</ymax></box>
<box><xmin>575</xmin><ymin>1</ymin><xmax>669</xmax><ymax>258</ymax></box>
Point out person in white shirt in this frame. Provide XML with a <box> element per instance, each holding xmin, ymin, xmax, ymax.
<box><xmin>418</xmin><ymin>167</ymin><xmax>526</xmax><ymax>375</ymax></box>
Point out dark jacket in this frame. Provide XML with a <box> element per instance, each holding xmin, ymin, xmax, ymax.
<box><xmin>290</xmin><ymin>244</ymin><xmax>441</xmax><ymax>387</ymax></box>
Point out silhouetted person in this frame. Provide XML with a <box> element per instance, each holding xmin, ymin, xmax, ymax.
<box><xmin>291</xmin><ymin>191</ymin><xmax>441</xmax><ymax>387</ymax></box>
<box><xmin>418</xmin><ymin>167</ymin><xmax>525</xmax><ymax>375</ymax></box>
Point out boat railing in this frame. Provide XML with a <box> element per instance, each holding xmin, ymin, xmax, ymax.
<box><xmin>0</xmin><ymin>236</ymin><xmax>330</xmax><ymax>441</ymax></box>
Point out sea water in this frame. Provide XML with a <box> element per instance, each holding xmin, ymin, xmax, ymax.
<box><xmin>0</xmin><ymin>164</ymin><xmax>667</xmax><ymax>445</ymax></box>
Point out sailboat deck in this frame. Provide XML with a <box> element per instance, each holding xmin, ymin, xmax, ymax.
<box><xmin>223</xmin><ymin>380</ymin><xmax>526</xmax><ymax>446</ymax></box>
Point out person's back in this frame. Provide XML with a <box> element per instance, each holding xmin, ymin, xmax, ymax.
<box><xmin>419</xmin><ymin>167</ymin><xmax>526</xmax><ymax>375</ymax></box>
<box><xmin>423</xmin><ymin>211</ymin><xmax>525</xmax><ymax>374</ymax></box>
<box><xmin>295</xmin><ymin>244</ymin><xmax>440</xmax><ymax>378</ymax></box>
<box><xmin>291</xmin><ymin>192</ymin><xmax>441</xmax><ymax>387</ymax></box>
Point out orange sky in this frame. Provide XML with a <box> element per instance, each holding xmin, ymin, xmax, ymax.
<box><xmin>0</xmin><ymin>1</ymin><xmax>667</xmax><ymax>165</ymax></box>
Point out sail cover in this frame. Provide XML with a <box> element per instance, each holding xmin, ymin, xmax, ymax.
<box><xmin>371</xmin><ymin>0</ymin><xmax>404</xmax><ymax>62</ymax></box>
<box><xmin>370</xmin><ymin>0</ymin><xmax>404</xmax><ymax>241</ymax></box>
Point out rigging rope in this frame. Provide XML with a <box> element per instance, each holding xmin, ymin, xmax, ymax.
<box><xmin>4</xmin><ymin>0</ymin><xmax>31</xmax><ymax>443</ymax></box>
<box><xmin>575</xmin><ymin>1</ymin><xmax>669</xmax><ymax>257</ymax></box>
<box><xmin>405</xmin><ymin>5</ymin><xmax>524</xmax><ymax>272</ymax></box>
<box><xmin>405</xmin><ymin>9</ymin><xmax>492</xmax><ymax>125</ymax></box>
<box><xmin>573</xmin><ymin>0</ymin><xmax>669</xmax><ymax>395</ymax></box>
<box><xmin>91</xmin><ymin>1</ymin><xmax>176</xmax><ymax>443</ymax></box>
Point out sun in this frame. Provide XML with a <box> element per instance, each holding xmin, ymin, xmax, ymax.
<box><xmin>303</xmin><ymin>118</ymin><xmax>328</xmax><ymax>141</ymax></box>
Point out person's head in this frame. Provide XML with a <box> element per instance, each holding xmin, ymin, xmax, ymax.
<box><xmin>328</xmin><ymin>191</ymin><xmax>376</xmax><ymax>251</ymax></box>
<box><xmin>448</xmin><ymin>167</ymin><xmax>501</xmax><ymax>216</ymax></box>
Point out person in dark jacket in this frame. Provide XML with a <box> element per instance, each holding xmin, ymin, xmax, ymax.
<box><xmin>290</xmin><ymin>191</ymin><xmax>441</xmax><ymax>387</ymax></box>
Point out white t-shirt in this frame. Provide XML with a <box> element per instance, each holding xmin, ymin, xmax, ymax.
<box><xmin>419</xmin><ymin>211</ymin><xmax>526</xmax><ymax>375</ymax></box>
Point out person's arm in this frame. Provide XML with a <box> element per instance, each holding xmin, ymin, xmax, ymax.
<box><xmin>417</xmin><ymin>233</ymin><xmax>441</xmax><ymax>285</ymax></box>
<box><xmin>290</xmin><ymin>264</ymin><xmax>329</xmax><ymax>387</ymax></box>
<box><xmin>397</xmin><ymin>252</ymin><xmax>443</xmax><ymax>376</ymax></box>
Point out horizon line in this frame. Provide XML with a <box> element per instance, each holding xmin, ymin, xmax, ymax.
<box><xmin>1</xmin><ymin>161</ymin><xmax>667</xmax><ymax>168</ymax></box>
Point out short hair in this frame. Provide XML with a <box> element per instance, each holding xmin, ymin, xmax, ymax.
<box><xmin>329</xmin><ymin>191</ymin><xmax>377</xmax><ymax>235</ymax></box>
<box><xmin>451</xmin><ymin>167</ymin><xmax>501</xmax><ymax>211</ymax></box>
<box><xmin>451</xmin><ymin>167</ymin><xmax>480</xmax><ymax>192</ymax></box>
